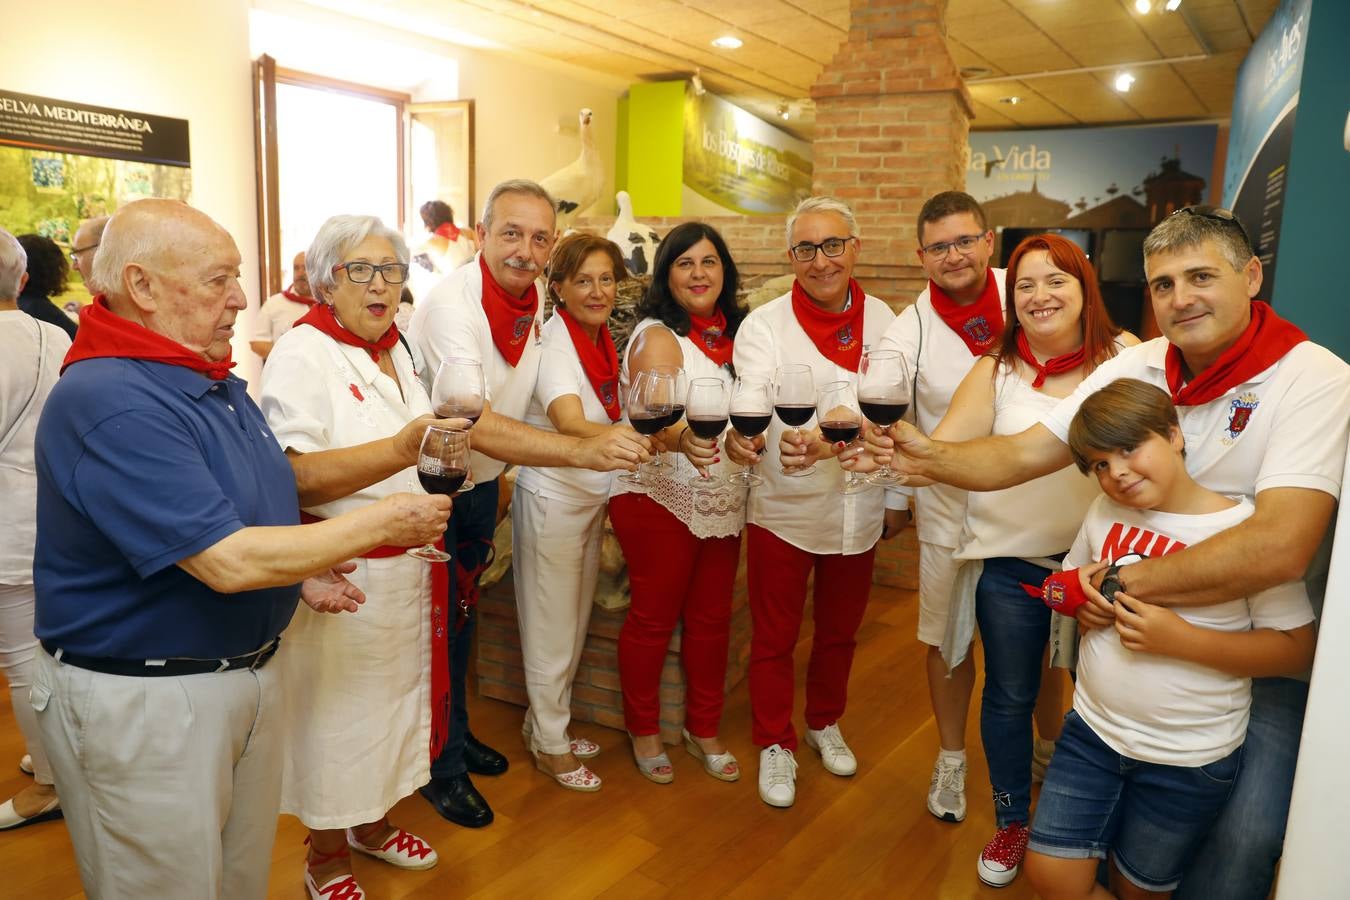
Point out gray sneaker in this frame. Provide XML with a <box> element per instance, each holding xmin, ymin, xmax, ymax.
<box><xmin>927</xmin><ymin>753</ymin><xmax>967</xmax><ymax>822</ymax></box>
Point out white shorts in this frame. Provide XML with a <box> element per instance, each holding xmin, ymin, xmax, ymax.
<box><xmin>917</xmin><ymin>540</ymin><xmax>962</xmax><ymax>647</ymax></box>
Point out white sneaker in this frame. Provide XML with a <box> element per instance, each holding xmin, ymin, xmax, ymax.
<box><xmin>804</xmin><ymin>723</ymin><xmax>857</xmax><ymax>776</ymax></box>
<box><xmin>927</xmin><ymin>752</ymin><xmax>967</xmax><ymax>822</ymax></box>
<box><xmin>758</xmin><ymin>745</ymin><xmax>798</xmax><ymax>808</ymax></box>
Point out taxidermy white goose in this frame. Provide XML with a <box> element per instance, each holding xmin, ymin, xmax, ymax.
<box><xmin>540</xmin><ymin>107</ymin><xmax>603</xmax><ymax>233</ymax></box>
<box><xmin>605</xmin><ymin>191</ymin><xmax>661</xmax><ymax>276</ymax></box>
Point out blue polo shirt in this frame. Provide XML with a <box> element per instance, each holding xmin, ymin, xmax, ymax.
<box><xmin>34</xmin><ymin>358</ymin><xmax>301</xmax><ymax>658</ymax></box>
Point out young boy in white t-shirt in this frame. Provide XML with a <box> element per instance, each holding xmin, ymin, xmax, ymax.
<box><xmin>1024</xmin><ymin>378</ymin><xmax>1315</xmax><ymax>900</ymax></box>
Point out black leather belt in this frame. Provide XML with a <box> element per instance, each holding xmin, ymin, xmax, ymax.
<box><xmin>41</xmin><ymin>638</ymin><xmax>280</xmax><ymax>677</ymax></box>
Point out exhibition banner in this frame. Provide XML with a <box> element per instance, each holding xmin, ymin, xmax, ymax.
<box><xmin>682</xmin><ymin>90</ymin><xmax>811</xmax><ymax>216</ymax></box>
<box><xmin>0</xmin><ymin>88</ymin><xmax>191</xmax><ymax>313</ymax></box>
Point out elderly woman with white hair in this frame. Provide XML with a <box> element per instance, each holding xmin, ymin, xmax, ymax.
<box><xmin>0</xmin><ymin>228</ymin><xmax>71</xmax><ymax>831</ymax></box>
<box><xmin>261</xmin><ymin>214</ymin><xmax>458</xmax><ymax>900</ymax></box>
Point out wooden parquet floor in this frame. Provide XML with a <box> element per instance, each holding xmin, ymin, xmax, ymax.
<box><xmin>0</xmin><ymin>575</ymin><xmax>1039</xmax><ymax>899</ymax></box>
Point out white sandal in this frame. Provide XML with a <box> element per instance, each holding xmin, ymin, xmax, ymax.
<box><xmin>683</xmin><ymin>729</ymin><xmax>741</xmax><ymax>782</ymax></box>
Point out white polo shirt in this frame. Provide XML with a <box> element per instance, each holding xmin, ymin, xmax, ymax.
<box><xmin>877</xmin><ymin>269</ymin><xmax>1007</xmax><ymax>547</ymax></box>
<box><xmin>408</xmin><ymin>253</ymin><xmax>545</xmax><ymax>483</ymax></box>
<box><xmin>251</xmin><ymin>291</ymin><xmax>313</xmax><ymax>344</ymax></box>
<box><xmin>732</xmin><ymin>289</ymin><xmax>896</xmax><ymax>556</ymax></box>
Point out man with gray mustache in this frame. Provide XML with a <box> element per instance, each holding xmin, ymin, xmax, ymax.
<box><xmin>408</xmin><ymin>179</ymin><xmax>651</xmax><ymax>829</ymax></box>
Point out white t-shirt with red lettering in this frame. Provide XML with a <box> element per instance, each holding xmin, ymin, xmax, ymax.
<box><xmin>1066</xmin><ymin>494</ymin><xmax>1314</xmax><ymax>766</ymax></box>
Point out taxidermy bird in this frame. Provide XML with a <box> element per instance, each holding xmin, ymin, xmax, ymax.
<box><xmin>540</xmin><ymin>107</ymin><xmax>603</xmax><ymax>233</ymax></box>
<box><xmin>605</xmin><ymin>191</ymin><xmax>661</xmax><ymax>276</ymax></box>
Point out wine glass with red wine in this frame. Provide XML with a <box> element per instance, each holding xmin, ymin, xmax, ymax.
<box><xmin>817</xmin><ymin>379</ymin><xmax>869</xmax><ymax>494</ymax></box>
<box><xmin>685</xmin><ymin>377</ymin><xmax>729</xmax><ymax>487</ymax></box>
<box><xmin>647</xmin><ymin>364</ymin><xmax>687</xmax><ymax>475</ymax></box>
<box><xmin>408</xmin><ymin>425</ymin><xmax>469</xmax><ymax>562</ymax></box>
<box><xmin>728</xmin><ymin>374</ymin><xmax>772</xmax><ymax>487</ymax></box>
<box><xmin>858</xmin><ymin>349</ymin><xmax>911</xmax><ymax>486</ymax></box>
<box><xmin>431</xmin><ymin>357</ymin><xmax>485</xmax><ymax>492</ymax></box>
<box><xmin>775</xmin><ymin>364</ymin><xmax>817</xmax><ymax>476</ymax></box>
<box><xmin>619</xmin><ymin>369</ymin><xmax>676</xmax><ymax>486</ymax></box>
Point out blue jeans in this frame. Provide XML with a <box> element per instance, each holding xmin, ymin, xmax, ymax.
<box><xmin>429</xmin><ymin>477</ymin><xmax>500</xmax><ymax>781</ymax></box>
<box><xmin>1031</xmin><ymin>710</ymin><xmax>1242</xmax><ymax>893</ymax></box>
<box><xmin>977</xmin><ymin>556</ymin><xmax>1054</xmax><ymax>827</ymax></box>
<box><xmin>1174</xmin><ymin>676</ymin><xmax>1308</xmax><ymax>900</ymax></box>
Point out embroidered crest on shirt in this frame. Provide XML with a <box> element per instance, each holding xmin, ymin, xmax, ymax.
<box><xmin>836</xmin><ymin>323</ymin><xmax>858</xmax><ymax>351</ymax></box>
<box><xmin>349</xmin><ymin>383</ymin><xmax>365</xmax><ymax>402</ymax></box>
<box><xmin>1222</xmin><ymin>392</ymin><xmax>1259</xmax><ymax>444</ymax></box>
<box><xmin>963</xmin><ymin>315</ymin><xmax>994</xmax><ymax>347</ymax></box>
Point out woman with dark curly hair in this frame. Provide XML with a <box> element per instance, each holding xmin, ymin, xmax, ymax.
<box><xmin>610</xmin><ymin>222</ymin><xmax>759</xmax><ymax>785</ymax></box>
<box><xmin>16</xmin><ymin>235</ymin><xmax>76</xmax><ymax>339</ymax></box>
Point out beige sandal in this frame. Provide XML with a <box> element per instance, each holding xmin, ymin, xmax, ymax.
<box><xmin>682</xmin><ymin>729</ymin><xmax>741</xmax><ymax>782</ymax></box>
<box><xmin>630</xmin><ymin>735</ymin><xmax>674</xmax><ymax>784</ymax></box>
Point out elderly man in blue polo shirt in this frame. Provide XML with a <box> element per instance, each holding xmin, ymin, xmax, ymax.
<box><xmin>30</xmin><ymin>199</ymin><xmax>453</xmax><ymax>900</ymax></box>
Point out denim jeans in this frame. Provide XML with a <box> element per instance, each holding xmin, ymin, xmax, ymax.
<box><xmin>1174</xmin><ymin>676</ymin><xmax>1309</xmax><ymax>900</ymax></box>
<box><xmin>976</xmin><ymin>556</ymin><xmax>1055</xmax><ymax>827</ymax></box>
<box><xmin>429</xmin><ymin>477</ymin><xmax>500</xmax><ymax>781</ymax></box>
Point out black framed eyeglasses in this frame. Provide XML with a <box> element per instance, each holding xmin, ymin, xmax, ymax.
<box><xmin>1171</xmin><ymin>206</ymin><xmax>1253</xmax><ymax>251</ymax></box>
<box><xmin>790</xmin><ymin>236</ymin><xmax>855</xmax><ymax>262</ymax></box>
<box><xmin>69</xmin><ymin>241</ymin><xmax>99</xmax><ymax>263</ymax></box>
<box><xmin>334</xmin><ymin>262</ymin><xmax>410</xmax><ymax>285</ymax></box>
<box><xmin>919</xmin><ymin>233</ymin><xmax>985</xmax><ymax>259</ymax></box>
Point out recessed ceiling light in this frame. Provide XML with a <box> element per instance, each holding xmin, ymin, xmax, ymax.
<box><xmin>1115</xmin><ymin>72</ymin><xmax>1136</xmax><ymax>92</ymax></box>
<box><xmin>998</xmin><ymin>96</ymin><xmax>1022</xmax><ymax>105</ymax></box>
<box><xmin>711</xmin><ymin>35</ymin><xmax>743</xmax><ymax>49</ymax></box>
<box><xmin>1164</xmin><ymin>0</ymin><xmax>1182</xmax><ymax>9</ymax></box>
<box><xmin>1135</xmin><ymin>0</ymin><xmax>1151</xmax><ymax>12</ymax></box>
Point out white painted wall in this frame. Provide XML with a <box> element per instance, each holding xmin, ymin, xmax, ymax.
<box><xmin>1278</xmin><ymin>435</ymin><xmax>1350</xmax><ymax>898</ymax></box>
<box><xmin>5</xmin><ymin>0</ymin><xmax>262</xmax><ymax>385</ymax></box>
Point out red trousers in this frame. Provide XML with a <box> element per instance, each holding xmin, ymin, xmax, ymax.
<box><xmin>611</xmin><ymin>493</ymin><xmax>741</xmax><ymax>738</ymax></box>
<box><xmin>746</xmin><ymin>523</ymin><xmax>877</xmax><ymax>751</ymax></box>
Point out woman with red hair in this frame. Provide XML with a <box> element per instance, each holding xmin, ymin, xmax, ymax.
<box><xmin>920</xmin><ymin>233</ymin><xmax>1137</xmax><ymax>888</ymax></box>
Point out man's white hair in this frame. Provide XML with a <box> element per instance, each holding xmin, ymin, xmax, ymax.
<box><xmin>91</xmin><ymin>212</ymin><xmax>170</xmax><ymax>301</ymax></box>
<box><xmin>786</xmin><ymin>196</ymin><xmax>860</xmax><ymax>246</ymax></box>
<box><xmin>306</xmin><ymin>215</ymin><xmax>410</xmax><ymax>299</ymax></box>
<box><xmin>0</xmin><ymin>228</ymin><xmax>26</xmax><ymax>300</ymax></box>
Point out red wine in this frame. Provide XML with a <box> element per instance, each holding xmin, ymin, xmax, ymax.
<box><xmin>630</xmin><ymin>412</ymin><xmax>668</xmax><ymax>436</ymax></box>
<box><xmin>663</xmin><ymin>404</ymin><xmax>686</xmax><ymax>429</ymax></box>
<box><xmin>730</xmin><ymin>412</ymin><xmax>771</xmax><ymax>438</ymax></box>
<box><xmin>860</xmin><ymin>400</ymin><xmax>907</xmax><ymax>427</ymax></box>
<box><xmin>419</xmin><ymin>467</ymin><xmax>467</xmax><ymax>496</ymax></box>
<box><xmin>688</xmin><ymin>416</ymin><xmax>728</xmax><ymax>440</ymax></box>
<box><xmin>820</xmin><ymin>420</ymin><xmax>861</xmax><ymax>444</ymax></box>
<box><xmin>774</xmin><ymin>404</ymin><xmax>815</xmax><ymax>427</ymax></box>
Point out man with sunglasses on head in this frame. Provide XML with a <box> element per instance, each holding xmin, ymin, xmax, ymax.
<box><xmin>876</xmin><ymin>190</ymin><xmax>1006</xmax><ymax>828</ymax></box>
<box><xmin>407</xmin><ymin>179</ymin><xmax>650</xmax><ymax>830</ymax></box>
<box><xmin>871</xmin><ymin>206</ymin><xmax>1350</xmax><ymax>898</ymax></box>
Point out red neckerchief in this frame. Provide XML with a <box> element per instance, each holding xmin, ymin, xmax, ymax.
<box><xmin>929</xmin><ymin>268</ymin><xmax>1002</xmax><ymax>356</ymax></box>
<box><xmin>1165</xmin><ymin>301</ymin><xmax>1307</xmax><ymax>407</ymax></box>
<box><xmin>281</xmin><ymin>286</ymin><xmax>316</xmax><ymax>306</ymax></box>
<box><xmin>1016</xmin><ymin>328</ymin><xmax>1085</xmax><ymax>389</ymax></box>
<box><xmin>479</xmin><ymin>255</ymin><xmax>538</xmax><ymax>368</ymax></box>
<box><xmin>294</xmin><ymin>301</ymin><xmax>399</xmax><ymax>364</ymax></box>
<box><xmin>301</xmin><ymin>512</ymin><xmax>451</xmax><ymax>759</ymax></box>
<box><xmin>687</xmin><ymin>308</ymin><xmax>734</xmax><ymax>367</ymax></box>
<box><xmin>62</xmin><ymin>295</ymin><xmax>235</xmax><ymax>379</ymax></box>
<box><xmin>790</xmin><ymin>278</ymin><xmax>866</xmax><ymax>372</ymax></box>
<box><xmin>434</xmin><ymin>222</ymin><xmax>461</xmax><ymax>242</ymax></box>
<box><xmin>557</xmin><ymin>307</ymin><xmax>621</xmax><ymax>421</ymax></box>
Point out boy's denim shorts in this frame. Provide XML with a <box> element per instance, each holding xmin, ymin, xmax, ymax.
<box><xmin>1029</xmin><ymin>709</ymin><xmax>1242</xmax><ymax>892</ymax></box>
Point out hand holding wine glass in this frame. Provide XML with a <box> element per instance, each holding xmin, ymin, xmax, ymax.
<box><xmin>728</xmin><ymin>374</ymin><xmax>772</xmax><ymax>487</ymax></box>
<box><xmin>774</xmin><ymin>364</ymin><xmax>817</xmax><ymax>477</ymax></box>
<box><xmin>431</xmin><ymin>357</ymin><xmax>485</xmax><ymax>491</ymax></box>
<box><xmin>859</xmin><ymin>349</ymin><xmax>911</xmax><ymax>486</ymax></box>
<box><xmin>685</xmin><ymin>377</ymin><xmax>729</xmax><ymax>486</ymax></box>
<box><xmin>619</xmin><ymin>369</ymin><xmax>676</xmax><ymax>486</ymax></box>
<box><xmin>408</xmin><ymin>426</ymin><xmax>470</xmax><ymax>562</ymax></box>
<box><xmin>817</xmin><ymin>380</ymin><xmax>869</xmax><ymax>494</ymax></box>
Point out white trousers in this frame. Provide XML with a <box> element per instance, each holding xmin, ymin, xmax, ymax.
<box><xmin>511</xmin><ymin>484</ymin><xmax>606</xmax><ymax>755</ymax></box>
<box><xmin>0</xmin><ymin>582</ymin><xmax>51</xmax><ymax>785</ymax></box>
<box><xmin>33</xmin><ymin>647</ymin><xmax>282</xmax><ymax>900</ymax></box>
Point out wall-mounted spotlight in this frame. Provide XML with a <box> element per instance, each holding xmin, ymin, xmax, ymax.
<box><xmin>777</xmin><ymin>101</ymin><xmax>791</xmax><ymax>120</ymax></box>
<box><xmin>691</xmin><ymin>69</ymin><xmax>706</xmax><ymax>96</ymax></box>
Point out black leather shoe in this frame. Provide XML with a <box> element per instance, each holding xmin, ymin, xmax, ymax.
<box><xmin>420</xmin><ymin>774</ymin><xmax>494</xmax><ymax>828</ymax></box>
<box><xmin>464</xmin><ymin>734</ymin><xmax>509</xmax><ymax>776</ymax></box>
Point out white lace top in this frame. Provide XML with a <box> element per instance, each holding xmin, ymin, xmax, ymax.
<box><xmin>610</xmin><ymin>317</ymin><xmax>746</xmax><ymax>540</ymax></box>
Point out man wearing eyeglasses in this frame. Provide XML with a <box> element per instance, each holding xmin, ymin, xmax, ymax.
<box><xmin>876</xmin><ymin>190</ymin><xmax>1006</xmax><ymax>828</ymax></box>
<box><xmin>732</xmin><ymin>195</ymin><xmax>901</xmax><ymax>809</ymax></box>
<box><xmin>408</xmin><ymin>179</ymin><xmax>651</xmax><ymax>830</ymax></box>
<box><xmin>69</xmin><ymin>215</ymin><xmax>108</xmax><ymax>288</ymax></box>
<box><xmin>872</xmin><ymin>206</ymin><xmax>1350</xmax><ymax>899</ymax></box>
<box><xmin>249</xmin><ymin>251</ymin><xmax>316</xmax><ymax>361</ymax></box>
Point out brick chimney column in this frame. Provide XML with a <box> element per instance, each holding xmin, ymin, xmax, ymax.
<box><xmin>811</xmin><ymin>0</ymin><xmax>973</xmax><ymax>309</ymax></box>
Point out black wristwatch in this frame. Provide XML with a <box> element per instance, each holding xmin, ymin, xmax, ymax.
<box><xmin>1099</xmin><ymin>564</ymin><xmax>1124</xmax><ymax>603</ymax></box>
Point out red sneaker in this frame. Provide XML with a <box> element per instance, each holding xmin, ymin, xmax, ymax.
<box><xmin>977</xmin><ymin>822</ymin><xmax>1030</xmax><ymax>887</ymax></box>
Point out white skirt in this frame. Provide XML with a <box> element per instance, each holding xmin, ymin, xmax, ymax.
<box><xmin>277</xmin><ymin>554</ymin><xmax>433</xmax><ymax>829</ymax></box>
